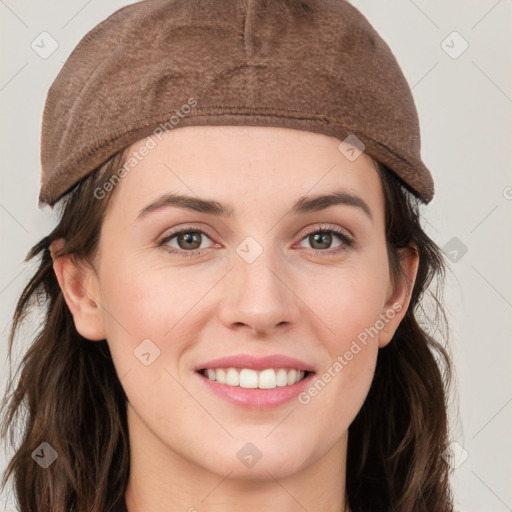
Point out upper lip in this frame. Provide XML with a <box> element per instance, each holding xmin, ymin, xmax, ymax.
<box><xmin>195</xmin><ymin>354</ymin><xmax>316</xmax><ymax>372</ymax></box>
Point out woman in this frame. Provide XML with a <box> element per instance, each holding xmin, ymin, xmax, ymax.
<box><xmin>0</xmin><ymin>0</ymin><xmax>454</xmax><ymax>511</ymax></box>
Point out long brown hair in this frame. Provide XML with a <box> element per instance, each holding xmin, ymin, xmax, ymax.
<box><xmin>0</xmin><ymin>150</ymin><xmax>454</xmax><ymax>511</ymax></box>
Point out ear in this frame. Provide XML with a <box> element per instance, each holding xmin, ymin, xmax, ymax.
<box><xmin>378</xmin><ymin>244</ymin><xmax>420</xmax><ymax>348</ymax></box>
<box><xmin>50</xmin><ymin>239</ymin><xmax>106</xmax><ymax>341</ymax></box>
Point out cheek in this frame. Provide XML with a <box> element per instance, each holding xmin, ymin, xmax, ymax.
<box><xmin>96</xmin><ymin>256</ymin><xmax>198</xmax><ymax>370</ymax></box>
<box><xmin>299</xmin><ymin>327</ymin><xmax>378</xmax><ymax>444</ymax></box>
<box><xmin>296</xmin><ymin>256</ymin><xmax>387</xmax><ymax>425</ymax></box>
<box><xmin>305</xmin><ymin>256</ymin><xmax>389</xmax><ymax>348</ymax></box>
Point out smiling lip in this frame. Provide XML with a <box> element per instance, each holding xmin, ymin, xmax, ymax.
<box><xmin>196</xmin><ymin>370</ymin><xmax>315</xmax><ymax>409</ymax></box>
<box><xmin>194</xmin><ymin>353</ymin><xmax>316</xmax><ymax>410</ymax></box>
<box><xmin>194</xmin><ymin>354</ymin><xmax>316</xmax><ymax>372</ymax></box>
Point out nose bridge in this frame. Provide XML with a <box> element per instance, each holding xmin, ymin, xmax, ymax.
<box><xmin>235</xmin><ymin>233</ymin><xmax>287</xmax><ymax>302</ymax></box>
<box><xmin>219</xmin><ymin>233</ymin><xmax>298</xmax><ymax>332</ymax></box>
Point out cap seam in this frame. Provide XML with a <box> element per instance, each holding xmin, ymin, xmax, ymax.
<box><xmin>42</xmin><ymin>112</ymin><xmax>427</xmax><ymax>207</ymax></box>
<box><xmin>43</xmin><ymin>107</ymin><xmax>421</xmax><ymax>203</ymax></box>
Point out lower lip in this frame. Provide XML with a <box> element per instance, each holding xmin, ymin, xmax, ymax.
<box><xmin>196</xmin><ymin>370</ymin><xmax>315</xmax><ymax>409</ymax></box>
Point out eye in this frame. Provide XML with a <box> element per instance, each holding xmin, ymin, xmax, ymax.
<box><xmin>157</xmin><ymin>223</ymin><xmax>354</xmax><ymax>258</ymax></box>
<box><xmin>158</xmin><ymin>224</ymin><xmax>216</xmax><ymax>258</ymax></box>
<box><xmin>296</xmin><ymin>224</ymin><xmax>354</xmax><ymax>255</ymax></box>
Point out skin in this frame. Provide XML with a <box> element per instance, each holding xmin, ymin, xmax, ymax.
<box><xmin>51</xmin><ymin>126</ymin><xmax>419</xmax><ymax>512</ymax></box>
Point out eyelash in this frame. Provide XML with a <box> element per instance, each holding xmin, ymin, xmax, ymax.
<box><xmin>157</xmin><ymin>223</ymin><xmax>354</xmax><ymax>258</ymax></box>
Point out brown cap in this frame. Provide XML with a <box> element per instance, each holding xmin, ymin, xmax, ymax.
<box><xmin>38</xmin><ymin>0</ymin><xmax>434</xmax><ymax>207</ymax></box>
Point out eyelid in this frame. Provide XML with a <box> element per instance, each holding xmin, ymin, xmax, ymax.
<box><xmin>298</xmin><ymin>223</ymin><xmax>353</xmax><ymax>241</ymax></box>
<box><xmin>158</xmin><ymin>222</ymin><xmax>217</xmax><ymax>243</ymax></box>
<box><xmin>158</xmin><ymin>222</ymin><xmax>353</xmax><ymax>241</ymax></box>
<box><xmin>296</xmin><ymin>224</ymin><xmax>354</xmax><ymax>254</ymax></box>
<box><xmin>157</xmin><ymin>222</ymin><xmax>355</xmax><ymax>256</ymax></box>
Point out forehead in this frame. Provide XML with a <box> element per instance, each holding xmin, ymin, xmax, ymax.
<box><xmin>107</xmin><ymin>125</ymin><xmax>385</xmax><ymax>223</ymax></box>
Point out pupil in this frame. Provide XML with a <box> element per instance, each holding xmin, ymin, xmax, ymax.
<box><xmin>313</xmin><ymin>232</ymin><xmax>330</xmax><ymax>249</ymax></box>
<box><xmin>181</xmin><ymin>232</ymin><xmax>200</xmax><ymax>249</ymax></box>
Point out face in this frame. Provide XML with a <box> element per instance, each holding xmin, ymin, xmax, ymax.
<box><xmin>52</xmin><ymin>126</ymin><xmax>418</xmax><ymax>483</ymax></box>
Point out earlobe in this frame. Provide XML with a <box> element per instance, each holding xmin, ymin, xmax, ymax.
<box><xmin>50</xmin><ymin>239</ymin><xmax>106</xmax><ymax>341</ymax></box>
<box><xmin>378</xmin><ymin>244</ymin><xmax>420</xmax><ymax>348</ymax></box>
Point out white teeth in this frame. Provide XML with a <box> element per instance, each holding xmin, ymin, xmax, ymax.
<box><xmin>225</xmin><ymin>367</ymin><xmax>240</xmax><ymax>386</ymax></box>
<box><xmin>258</xmin><ymin>368</ymin><xmax>276</xmax><ymax>389</ymax></box>
<box><xmin>239</xmin><ymin>369</ymin><xmax>259</xmax><ymax>388</ymax></box>
<box><xmin>201</xmin><ymin>367</ymin><xmax>307</xmax><ymax>389</ymax></box>
<box><xmin>276</xmin><ymin>368</ymin><xmax>288</xmax><ymax>386</ymax></box>
<box><xmin>216</xmin><ymin>368</ymin><xmax>226</xmax><ymax>384</ymax></box>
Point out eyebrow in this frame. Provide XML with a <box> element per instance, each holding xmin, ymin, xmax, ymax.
<box><xmin>136</xmin><ymin>188</ymin><xmax>373</xmax><ymax>222</ymax></box>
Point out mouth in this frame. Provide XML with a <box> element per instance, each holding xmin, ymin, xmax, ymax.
<box><xmin>195</xmin><ymin>366</ymin><xmax>316</xmax><ymax>409</ymax></box>
<box><xmin>196</xmin><ymin>367</ymin><xmax>314</xmax><ymax>389</ymax></box>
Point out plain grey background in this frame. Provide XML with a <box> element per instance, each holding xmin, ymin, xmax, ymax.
<box><xmin>1</xmin><ymin>1</ymin><xmax>511</xmax><ymax>511</ymax></box>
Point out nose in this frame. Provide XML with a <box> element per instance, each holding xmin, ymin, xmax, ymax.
<box><xmin>218</xmin><ymin>250</ymin><xmax>301</xmax><ymax>336</ymax></box>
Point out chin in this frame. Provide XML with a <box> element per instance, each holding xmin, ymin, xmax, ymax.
<box><xmin>195</xmin><ymin>436</ymin><xmax>313</xmax><ymax>481</ymax></box>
